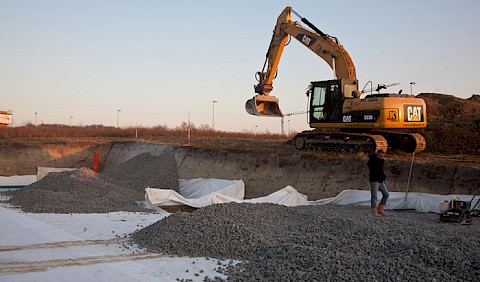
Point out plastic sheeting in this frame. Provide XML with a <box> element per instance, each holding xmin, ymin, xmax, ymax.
<box><xmin>145</xmin><ymin>179</ymin><xmax>309</xmax><ymax>208</ymax></box>
<box><xmin>0</xmin><ymin>206</ymin><xmax>228</xmax><ymax>281</ymax></box>
<box><xmin>243</xmin><ymin>186</ymin><xmax>309</xmax><ymax>206</ymax></box>
<box><xmin>312</xmin><ymin>189</ymin><xmax>479</xmax><ymax>213</ymax></box>
<box><xmin>179</xmin><ymin>178</ymin><xmax>244</xmax><ymax>200</ymax></box>
<box><xmin>147</xmin><ymin>179</ymin><xmax>478</xmax><ymax>213</ymax></box>
<box><xmin>145</xmin><ymin>178</ymin><xmax>245</xmax><ymax>208</ymax></box>
<box><xmin>0</xmin><ymin>175</ymin><xmax>37</xmax><ymax>188</ymax></box>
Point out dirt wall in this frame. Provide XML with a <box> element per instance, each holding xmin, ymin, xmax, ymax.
<box><xmin>1</xmin><ymin>141</ymin><xmax>479</xmax><ymax>200</ymax></box>
<box><xmin>0</xmin><ymin>140</ymin><xmax>112</xmax><ymax>175</ymax></box>
<box><xmin>173</xmin><ymin>147</ymin><xmax>480</xmax><ymax>199</ymax></box>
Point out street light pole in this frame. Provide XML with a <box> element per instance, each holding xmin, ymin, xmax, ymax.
<box><xmin>212</xmin><ymin>100</ymin><xmax>217</xmax><ymax>129</ymax></box>
<box><xmin>117</xmin><ymin>110</ymin><xmax>121</xmax><ymax>128</ymax></box>
<box><xmin>35</xmin><ymin>112</ymin><xmax>37</xmax><ymax>126</ymax></box>
<box><xmin>410</xmin><ymin>82</ymin><xmax>416</xmax><ymax>95</ymax></box>
<box><xmin>70</xmin><ymin>116</ymin><xmax>73</xmax><ymax>126</ymax></box>
<box><xmin>187</xmin><ymin>110</ymin><xmax>191</xmax><ymax>145</ymax></box>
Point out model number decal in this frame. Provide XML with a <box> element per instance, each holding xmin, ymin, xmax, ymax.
<box><xmin>341</xmin><ymin>111</ymin><xmax>379</xmax><ymax>123</ymax></box>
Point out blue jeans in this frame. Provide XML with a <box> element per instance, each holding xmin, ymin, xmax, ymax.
<box><xmin>370</xmin><ymin>182</ymin><xmax>389</xmax><ymax>208</ymax></box>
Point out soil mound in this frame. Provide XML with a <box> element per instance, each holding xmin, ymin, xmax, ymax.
<box><xmin>418</xmin><ymin>93</ymin><xmax>480</xmax><ymax>119</ymax></box>
<box><xmin>418</xmin><ymin>93</ymin><xmax>480</xmax><ymax>155</ymax></box>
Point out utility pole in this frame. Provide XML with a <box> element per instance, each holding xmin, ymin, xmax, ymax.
<box><xmin>117</xmin><ymin>110</ymin><xmax>121</xmax><ymax>128</ymax></box>
<box><xmin>410</xmin><ymin>82</ymin><xmax>416</xmax><ymax>95</ymax></box>
<box><xmin>188</xmin><ymin>110</ymin><xmax>191</xmax><ymax>145</ymax></box>
<box><xmin>212</xmin><ymin>100</ymin><xmax>217</xmax><ymax>129</ymax></box>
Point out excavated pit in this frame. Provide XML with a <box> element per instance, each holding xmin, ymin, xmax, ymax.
<box><xmin>1</xmin><ymin>140</ymin><xmax>479</xmax><ymax>200</ymax></box>
<box><xmin>2</xmin><ymin>140</ymin><xmax>480</xmax><ymax>280</ymax></box>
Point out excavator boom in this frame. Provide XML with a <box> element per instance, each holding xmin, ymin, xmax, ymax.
<box><xmin>246</xmin><ymin>6</ymin><xmax>356</xmax><ymax>117</ymax></box>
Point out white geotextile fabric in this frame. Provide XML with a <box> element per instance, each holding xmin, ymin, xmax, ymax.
<box><xmin>311</xmin><ymin>189</ymin><xmax>479</xmax><ymax>213</ymax></box>
<box><xmin>145</xmin><ymin>179</ymin><xmax>309</xmax><ymax>208</ymax></box>
<box><xmin>179</xmin><ymin>178</ymin><xmax>244</xmax><ymax>199</ymax></box>
<box><xmin>146</xmin><ymin>180</ymin><xmax>478</xmax><ymax>213</ymax></box>
<box><xmin>145</xmin><ymin>178</ymin><xmax>245</xmax><ymax>208</ymax></box>
<box><xmin>0</xmin><ymin>175</ymin><xmax>37</xmax><ymax>186</ymax></box>
<box><xmin>243</xmin><ymin>186</ymin><xmax>309</xmax><ymax>206</ymax></box>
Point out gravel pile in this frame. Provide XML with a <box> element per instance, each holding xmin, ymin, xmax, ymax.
<box><xmin>4</xmin><ymin>151</ymin><xmax>179</xmax><ymax>213</ymax></box>
<box><xmin>101</xmin><ymin>152</ymin><xmax>179</xmax><ymax>192</ymax></box>
<box><xmin>5</xmin><ymin>168</ymin><xmax>146</xmax><ymax>213</ymax></box>
<box><xmin>132</xmin><ymin>203</ymin><xmax>480</xmax><ymax>281</ymax></box>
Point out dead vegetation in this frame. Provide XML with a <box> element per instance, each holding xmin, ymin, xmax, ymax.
<box><xmin>0</xmin><ymin>123</ymin><xmax>287</xmax><ymax>141</ymax></box>
<box><xmin>1</xmin><ymin>93</ymin><xmax>479</xmax><ymax>156</ymax></box>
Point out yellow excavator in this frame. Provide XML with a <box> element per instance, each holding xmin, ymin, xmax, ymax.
<box><xmin>245</xmin><ymin>7</ymin><xmax>427</xmax><ymax>153</ymax></box>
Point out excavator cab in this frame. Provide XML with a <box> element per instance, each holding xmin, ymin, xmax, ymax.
<box><xmin>308</xmin><ymin>79</ymin><xmax>358</xmax><ymax>123</ymax></box>
<box><xmin>245</xmin><ymin>94</ymin><xmax>283</xmax><ymax>117</ymax></box>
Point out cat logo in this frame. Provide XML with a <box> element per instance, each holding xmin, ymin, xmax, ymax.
<box><xmin>296</xmin><ymin>34</ymin><xmax>316</xmax><ymax>47</ymax></box>
<box><xmin>302</xmin><ymin>35</ymin><xmax>311</xmax><ymax>45</ymax></box>
<box><xmin>404</xmin><ymin>105</ymin><xmax>423</xmax><ymax>122</ymax></box>
<box><xmin>343</xmin><ymin>115</ymin><xmax>352</xmax><ymax>122</ymax></box>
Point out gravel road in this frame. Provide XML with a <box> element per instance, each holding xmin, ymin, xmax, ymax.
<box><xmin>132</xmin><ymin>203</ymin><xmax>480</xmax><ymax>281</ymax></box>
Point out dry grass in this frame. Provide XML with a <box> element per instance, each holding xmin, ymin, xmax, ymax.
<box><xmin>0</xmin><ymin>124</ymin><xmax>290</xmax><ymax>141</ymax></box>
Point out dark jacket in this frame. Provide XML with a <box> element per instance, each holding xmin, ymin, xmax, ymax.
<box><xmin>367</xmin><ymin>153</ymin><xmax>386</xmax><ymax>182</ymax></box>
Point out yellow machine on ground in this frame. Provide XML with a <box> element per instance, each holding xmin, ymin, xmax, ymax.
<box><xmin>245</xmin><ymin>7</ymin><xmax>427</xmax><ymax>153</ymax></box>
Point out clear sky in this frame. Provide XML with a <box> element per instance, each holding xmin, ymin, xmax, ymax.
<box><xmin>1</xmin><ymin>0</ymin><xmax>479</xmax><ymax>133</ymax></box>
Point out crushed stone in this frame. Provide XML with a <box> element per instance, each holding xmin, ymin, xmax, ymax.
<box><xmin>101</xmin><ymin>151</ymin><xmax>179</xmax><ymax>192</ymax></box>
<box><xmin>132</xmin><ymin>203</ymin><xmax>480</xmax><ymax>281</ymax></box>
<box><xmin>3</xmin><ymin>151</ymin><xmax>179</xmax><ymax>213</ymax></box>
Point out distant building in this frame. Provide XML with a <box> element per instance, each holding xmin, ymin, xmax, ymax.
<box><xmin>0</xmin><ymin>110</ymin><xmax>13</xmax><ymax>127</ymax></box>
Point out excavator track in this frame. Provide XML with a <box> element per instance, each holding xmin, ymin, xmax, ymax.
<box><xmin>293</xmin><ymin>130</ymin><xmax>388</xmax><ymax>153</ymax></box>
<box><xmin>293</xmin><ymin>130</ymin><xmax>426</xmax><ymax>154</ymax></box>
<box><xmin>375</xmin><ymin>131</ymin><xmax>426</xmax><ymax>153</ymax></box>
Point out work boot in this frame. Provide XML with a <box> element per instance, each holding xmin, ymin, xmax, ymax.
<box><xmin>371</xmin><ymin>207</ymin><xmax>381</xmax><ymax>217</ymax></box>
<box><xmin>378</xmin><ymin>204</ymin><xmax>389</xmax><ymax>217</ymax></box>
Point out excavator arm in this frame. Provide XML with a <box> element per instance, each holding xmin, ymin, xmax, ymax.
<box><xmin>246</xmin><ymin>6</ymin><xmax>357</xmax><ymax>117</ymax></box>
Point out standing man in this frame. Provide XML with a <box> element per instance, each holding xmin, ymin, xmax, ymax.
<box><xmin>367</xmin><ymin>149</ymin><xmax>389</xmax><ymax>217</ymax></box>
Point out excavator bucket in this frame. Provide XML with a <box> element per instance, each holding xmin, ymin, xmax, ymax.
<box><xmin>245</xmin><ymin>95</ymin><xmax>283</xmax><ymax>117</ymax></box>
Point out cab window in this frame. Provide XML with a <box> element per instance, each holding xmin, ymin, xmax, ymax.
<box><xmin>311</xmin><ymin>86</ymin><xmax>327</xmax><ymax>121</ymax></box>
